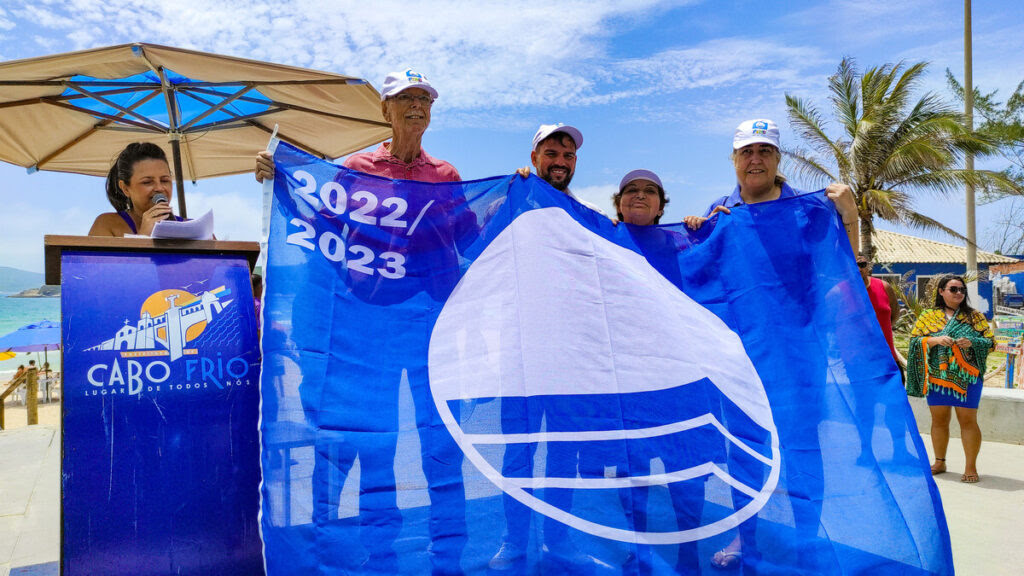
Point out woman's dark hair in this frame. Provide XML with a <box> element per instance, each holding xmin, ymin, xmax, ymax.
<box><xmin>105</xmin><ymin>142</ymin><xmax>169</xmax><ymax>211</ymax></box>
<box><xmin>933</xmin><ymin>274</ymin><xmax>976</xmax><ymax>315</ymax></box>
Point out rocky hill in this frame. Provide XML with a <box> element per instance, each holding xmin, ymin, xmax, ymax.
<box><xmin>0</xmin><ymin>266</ymin><xmax>45</xmax><ymax>294</ymax></box>
<box><xmin>8</xmin><ymin>284</ymin><xmax>60</xmax><ymax>298</ymax></box>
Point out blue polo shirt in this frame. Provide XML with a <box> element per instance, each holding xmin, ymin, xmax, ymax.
<box><xmin>702</xmin><ymin>182</ymin><xmax>801</xmax><ymax>217</ymax></box>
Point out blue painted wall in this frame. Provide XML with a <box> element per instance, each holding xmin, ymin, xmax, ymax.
<box><xmin>1002</xmin><ymin>272</ymin><xmax>1024</xmax><ymax>288</ymax></box>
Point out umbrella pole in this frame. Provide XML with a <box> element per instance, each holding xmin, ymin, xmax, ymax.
<box><xmin>170</xmin><ymin>136</ymin><xmax>188</xmax><ymax>218</ymax></box>
<box><xmin>149</xmin><ymin>54</ymin><xmax>187</xmax><ymax>219</ymax></box>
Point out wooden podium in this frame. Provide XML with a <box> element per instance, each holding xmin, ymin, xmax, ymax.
<box><xmin>45</xmin><ymin>235</ymin><xmax>264</xmax><ymax>576</ymax></box>
<box><xmin>44</xmin><ymin>235</ymin><xmax>260</xmax><ymax>285</ymax></box>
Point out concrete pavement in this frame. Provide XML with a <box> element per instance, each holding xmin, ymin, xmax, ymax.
<box><xmin>1</xmin><ymin>401</ymin><xmax>1022</xmax><ymax>575</ymax></box>
<box><xmin>919</xmin><ymin>433</ymin><xmax>1024</xmax><ymax>575</ymax></box>
<box><xmin>0</xmin><ymin>413</ymin><xmax>60</xmax><ymax>576</ymax></box>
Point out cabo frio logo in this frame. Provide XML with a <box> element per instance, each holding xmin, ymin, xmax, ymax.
<box><xmin>84</xmin><ymin>283</ymin><xmax>253</xmax><ymax>397</ymax></box>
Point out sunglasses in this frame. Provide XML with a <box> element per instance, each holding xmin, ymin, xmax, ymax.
<box><xmin>857</xmin><ymin>261</ymin><xmax>870</xmax><ymax>268</ymax></box>
<box><xmin>946</xmin><ymin>286</ymin><xmax>966</xmax><ymax>294</ymax></box>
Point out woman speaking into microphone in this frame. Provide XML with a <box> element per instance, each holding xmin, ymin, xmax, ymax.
<box><xmin>89</xmin><ymin>142</ymin><xmax>183</xmax><ymax>237</ymax></box>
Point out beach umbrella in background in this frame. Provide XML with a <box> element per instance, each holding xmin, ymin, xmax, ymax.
<box><xmin>0</xmin><ymin>43</ymin><xmax>392</xmax><ymax>216</ymax></box>
<box><xmin>0</xmin><ymin>319</ymin><xmax>61</xmax><ymax>365</ymax></box>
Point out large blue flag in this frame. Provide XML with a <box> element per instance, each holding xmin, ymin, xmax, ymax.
<box><xmin>260</xmin><ymin>141</ymin><xmax>953</xmax><ymax>575</ymax></box>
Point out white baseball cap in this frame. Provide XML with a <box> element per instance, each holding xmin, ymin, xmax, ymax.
<box><xmin>619</xmin><ymin>169</ymin><xmax>664</xmax><ymax>192</ymax></box>
<box><xmin>733</xmin><ymin>119</ymin><xmax>780</xmax><ymax>150</ymax></box>
<box><xmin>531</xmin><ymin>123</ymin><xmax>583</xmax><ymax>151</ymax></box>
<box><xmin>380</xmin><ymin>69</ymin><xmax>438</xmax><ymax>101</ymax></box>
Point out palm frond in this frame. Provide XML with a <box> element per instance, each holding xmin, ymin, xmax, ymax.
<box><xmin>885</xmin><ymin>273</ymin><xmax>919</xmax><ymax>334</ymax></box>
<box><xmin>891</xmin><ymin>168</ymin><xmax>1023</xmax><ymax>198</ymax></box>
<box><xmin>861</xmin><ymin>189</ymin><xmax>904</xmax><ymax>220</ymax></box>
<box><xmin>829</xmin><ymin>57</ymin><xmax>860</xmax><ymax>140</ymax></box>
<box><xmin>785</xmin><ymin>94</ymin><xmax>850</xmax><ymax>175</ymax></box>
<box><xmin>781</xmin><ymin>147</ymin><xmax>838</xmax><ymax>188</ymax></box>
<box><xmin>887</xmin><ymin>61</ymin><xmax>929</xmax><ymax>114</ymax></box>
<box><xmin>875</xmin><ymin>139</ymin><xmax>956</xmax><ymax>183</ymax></box>
<box><xmin>786</xmin><ymin>58</ymin><xmax>1021</xmax><ymax>247</ymax></box>
<box><xmin>897</xmin><ymin>211</ymin><xmax>969</xmax><ymax>244</ymax></box>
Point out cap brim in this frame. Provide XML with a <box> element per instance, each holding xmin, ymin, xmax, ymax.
<box><xmin>733</xmin><ymin>136</ymin><xmax>778</xmax><ymax>150</ymax></box>
<box><xmin>385</xmin><ymin>84</ymin><xmax>439</xmax><ymax>100</ymax></box>
<box><xmin>619</xmin><ymin>169</ymin><xmax>663</xmax><ymax>191</ymax></box>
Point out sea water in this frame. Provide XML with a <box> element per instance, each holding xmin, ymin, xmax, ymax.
<box><xmin>0</xmin><ymin>295</ymin><xmax>61</xmax><ymax>379</ymax></box>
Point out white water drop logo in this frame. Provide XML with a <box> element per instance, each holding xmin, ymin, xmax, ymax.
<box><xmin>428</xmin><ymin>208</ymin><xmax>780</xmax><ymax>544</ymax></box>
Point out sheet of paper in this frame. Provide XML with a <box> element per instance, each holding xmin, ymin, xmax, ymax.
<box><xmin>151</xmin><ymin>210</ymin><xmax>214</xmax><ymax>240</ymax></box>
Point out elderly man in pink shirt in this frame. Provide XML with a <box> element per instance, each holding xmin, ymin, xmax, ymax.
<box><xmin>255</xmin><ymin>68</ymin><xmax>459</xmax><ymax>183</ymax></box>
<box><xmin>256</xmin><ymin>70</ymin><xmax>467</xmax><ymax>575</ymax></box>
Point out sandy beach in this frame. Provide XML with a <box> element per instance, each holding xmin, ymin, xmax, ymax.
<box><xmin>1</xmin><ymin>398</ymin><xmax>61</xmax><ymax>430</ymax></box>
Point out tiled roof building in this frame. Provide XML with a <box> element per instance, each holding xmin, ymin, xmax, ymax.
<box><xmin>869</xmin><ymin>230</ymin><xmax>1021</xmax><ymax>317</ymax></box>
<box><xmin>873</xmin><ymin>229</ymin><xmax>1018</xmax><ymax>265</ymax></box>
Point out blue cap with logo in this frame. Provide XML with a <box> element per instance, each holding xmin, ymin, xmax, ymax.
<box><xmin>733</xmin><ymin>118</ymin><xmax>780</xmax><ymax>150</ymax></box>
<box><xmin>381</xmin><ymin>69</ymin><xmax>438</xmax><ymax>101</ymax></box>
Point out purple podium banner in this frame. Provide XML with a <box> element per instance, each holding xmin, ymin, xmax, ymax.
<box><xmin>61</xmin><ymin>250</ymin><xmax>262</xmax><ymax>576</ymax></box>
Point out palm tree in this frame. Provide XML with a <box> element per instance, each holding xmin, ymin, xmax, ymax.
<box><xmin>784</xmin><ymin>58</ymin><xmax>1020</xmax><ymax>259</ymax></box>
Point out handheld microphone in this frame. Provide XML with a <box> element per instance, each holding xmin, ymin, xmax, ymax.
<box><xmin>152</xmin><ymin>193</ymin><xmax>171</xmax><ymax>220</ymax></box>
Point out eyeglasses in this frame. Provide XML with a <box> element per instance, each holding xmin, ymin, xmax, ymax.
<box><xmin>391</xmin><ymin>93</ymin><xmax>434</xmax><ymax>106</ymax></box>
<box><xmin>946</xmin><ymin>286</ymin><xmax>966</xmax><ymax>294</ymax></box>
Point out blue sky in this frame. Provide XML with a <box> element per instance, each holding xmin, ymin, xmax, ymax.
<box><xmin>1</xmin><ymin>0</ymin><xmax>1022</xmax><ymax>272</ymax></box>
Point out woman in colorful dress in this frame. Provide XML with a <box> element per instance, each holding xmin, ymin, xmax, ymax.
<box><xmin>906</xmin><ymin>275</ymin><xmax>994</xmax><ymax>483</ymax></box>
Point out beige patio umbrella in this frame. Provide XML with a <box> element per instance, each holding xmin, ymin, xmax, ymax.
<box><xmin>0</xmin><ymin>43</ymin><xmax>392</xmax><ymax>216</ymax></box>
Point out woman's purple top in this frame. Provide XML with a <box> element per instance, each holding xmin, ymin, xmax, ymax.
<box><xmin>117</xmin><ymin>211</ymin><xmax>184</xmax><ymax>234</ymax></box>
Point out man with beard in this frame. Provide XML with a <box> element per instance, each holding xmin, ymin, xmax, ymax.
<box><xmin>526</xmin><ymin>123</ymin><xmax>604</xmax><ymax>214</ymax></box>
<box><xmin>489</xmin><ymin>123</ymin><xmax>608</xmax><ymax>573</ymax></box>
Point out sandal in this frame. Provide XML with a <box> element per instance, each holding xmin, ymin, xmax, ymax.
<box><xmin>930</xmin><ymin>458</ymin><xmax>946</xmax><ymax>475</ymax></box>
<box><xmin>711</xmin><ymin>549</ymin><xmax>742</xmax><ymax>570</ymax></box>
<box><xmin>961</xmin><ymin>472</ymin><xmax>980</xmax><ymax>483</ymax></box>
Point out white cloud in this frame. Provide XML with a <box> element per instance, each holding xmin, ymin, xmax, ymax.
<box><xmin>596</xmin><ymin>39</ymin><xmax>826</xmax><ymax>102</ymax></box>
<box><xmin>181</xmin><ymin>185</ymin><xmax>262</xmax><ymax>242</ymax></box>
<box><xmin>780</xmin><ymin>0</ymin><xmax>946</xmax><ymax>44</ymax></box>
<box><xmin>571</xmin><ymin>183</ymin><xmax>617</xmax><ymax>215</ymax></box>
<box><xmin>2</xmin><ymin>1</ymin><xmax>676</xmax><ymax>104</ymax></box>
<box><xmin>12</xmin><ymin>3</ymin><xmax>75</xmax><ymax>29</ymax></box>
<box><xmin>432</xmin><ymin>109</ymin><xmax>546</xmax><ymax>132</ymax></box>
<box><xmin>0</xmin><ymin>201</ymin><xmax>90</xmax><ymax>273</ymax></box>
<box><xmin>0</xmin><ymin>9</ymin><xmax>14</xmax><ymax>32</ymax></box>
<box><xmin>891</xmin><ymin>23</ymin><xmax>1024</xmax><ymax>101</ymax></box>
<box><xmin>0</xmin><ymin>0</ymin><xmax>824</xmax><ymax>118</ymax></box>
